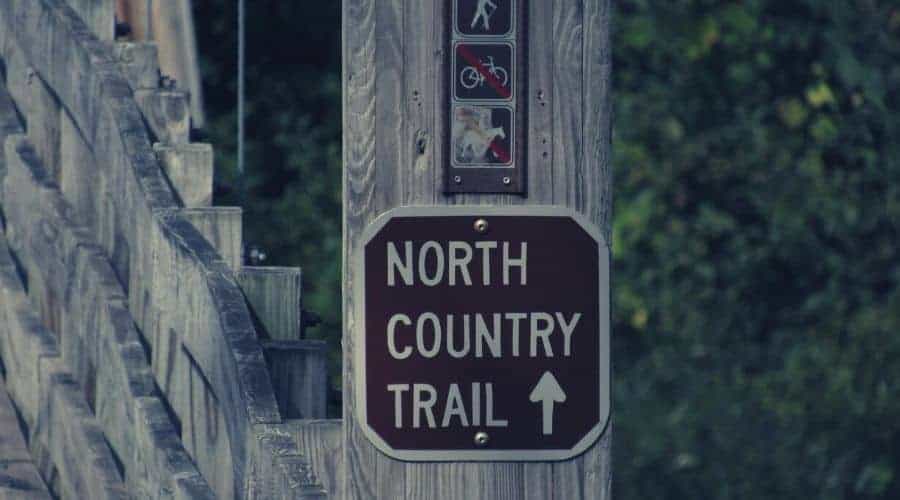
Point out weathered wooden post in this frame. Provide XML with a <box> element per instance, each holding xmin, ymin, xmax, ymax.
<box><xmin>343</xmin><ymin>0</ymin><xmax>612</xmax><ymax>498</ymax></box>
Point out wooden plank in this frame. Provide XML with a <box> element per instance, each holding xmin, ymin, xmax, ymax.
<box><xmin>133</xmin><ymin>89</ymin><xmax>191</xmax><ymax>145</ymax></box>
<box><xmin>238</xmin><ymin>266</ymin><xmax>303</xmax><ymax>341</ymax></box>
<box><xmin>374</xmin><ymin>0</ymin><xmax>405</xmax><ymax>209</ymax></box>
<box><xmin>372</xmin><ymin>1</ymin><xmax>407</xmax><ymax>498</ymax></box>
<box><xmin>290</xmin><ymin>420</ymin><xmax>344</xmax><ymax>500</ymax></box>
<box><xmin>180</xmin><ymin>207</ymin><xmax>243</xmax><ymax>272</ymax></box>
<box><xmin>65</xmin><ymin>0</ymin><xmax>115</xmax><ymax>41</ymax></box>
<box><xmin>583</xmin><ymin>0</ymin><xmax>613</xmax><ymax>238</ymax></box>
<box><xmin>573</xmin><ymin>2</ymin><xmax>614</xmax><ymax>498</ymax></box>
<box><xmin>26</xmin><ymin>74</ymin><xmax>61</xmax><ymax>184</ymax></box>
<box><xmin>527</xmin><ymin>0</ymin><xmax>555</xmax><ymax>205</ymax></box>
<box><xmin>402</xmin><ymin>0</ymin><xmax>435</xmax><ymax>205</ymax></box>
<box><xmin>0</xmin><ymin>380</ymin><xmax>53</xmax><ymax>499</ymax></box>
<box><xmin>261</xmin><ymin>340</ymin><xmax>327</xmax><ymax>420</ymax></box>
<box><xmin>551</xmin><ymin>0</ymin><xmax>584</xmax><ymax>207</ymax></box>
<box><xmin>342</xmin><ymin>0</ymin><xmax>382</xmax><ymax>496</ymax></box>
<box><xmin>153</xmin><ymin>143</ymin><xmax>214</xmax><ymax>207</ymax></box>
<box><xmin>114</xmin><ymin>42</ymin><xmax>161</xmax><ymax>90</ymax></box>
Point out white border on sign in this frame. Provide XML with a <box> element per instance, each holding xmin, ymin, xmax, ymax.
<box><xmin>354</xmin><ymin>205</ymin><xmax>611</xmax><ymax>462</ymax></box>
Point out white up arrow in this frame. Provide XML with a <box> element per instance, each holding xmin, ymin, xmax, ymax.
<box><xmin>529</xmin><ymin>371</ymin><xmax>567</xmax><ymax>435</ymax></box>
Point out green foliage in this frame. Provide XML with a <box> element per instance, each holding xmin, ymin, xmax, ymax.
<box><xmin>613</xmin><ymin>1</ymin><xmax>900</xmax><ymax>498</ymax></box>
<box><xmin>193</xmin><ymin>1</ymin><xmax>344</xmax><ymax>407</ymax></box>
<box><xmin>195</xmin><ymin>0</ymin><xmax>900</xmax><ymax>495</ymax></box>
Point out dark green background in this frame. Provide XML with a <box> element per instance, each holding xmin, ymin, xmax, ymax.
<box><xmin>194</xmin><ymin>1</ymin><xmax>900</xmax><ymax>497</ymax></box>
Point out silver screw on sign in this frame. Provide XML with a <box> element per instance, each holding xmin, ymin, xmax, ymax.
<box><xmin>474</xmin><ymin>432</ymin><xmax>489</xmax><ymax>447</ymax></box>
<box><xmin>473</xmin><ymin>218</ymin><xmax>489</xmax><ymax>234</ymax></box>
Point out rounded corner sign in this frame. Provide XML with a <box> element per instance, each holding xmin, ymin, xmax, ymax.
<box><xmin>355</xmin><ymin>206</ymin><xmax>610</xmax><ymax>461</ymax></box>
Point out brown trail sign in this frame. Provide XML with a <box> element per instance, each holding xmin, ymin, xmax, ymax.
<box><xmin>343</xmin><ymin>0</ymin><xmax>612</xmax><ymax>498</ymax></box>
<box><xmin>356</xmin><ymin>207</ymin><xmax>610</xmax><ymax>461</ymax></box>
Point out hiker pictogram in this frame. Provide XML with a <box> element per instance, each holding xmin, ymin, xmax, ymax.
<box><xmin>471</xmin><ymin>0</ymin><xmax>498</xmax><ymax>31</ymax></box>
<box><xmin>456</xmin><ymin>0</ymin><xmax>513</xmax><ymax>36</ymax></box>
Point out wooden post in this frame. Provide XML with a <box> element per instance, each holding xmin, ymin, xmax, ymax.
<box><xmin>342</xmin><ymin>0</ymin><xmax>612</xmax><ymax>498</ymax></box>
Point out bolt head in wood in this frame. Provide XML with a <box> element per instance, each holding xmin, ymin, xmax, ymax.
<box><xmin>474</xmin><ymin>432</ymin><xmax>489</xmax><ymax>447</ymax></box>
<box><xmin>502</xmin><ymin>176</ymin><xmax>511</xmax><ymax>185</ymax></box>
<box><xmin>454</xmin><ymin>175</ymin><xmax>462</xmax><ymax>184</ymax></box>
<box><xmin>473</xmin><ymin>218</ymin><xmax>489</xmax><ymax>234</ymax></box>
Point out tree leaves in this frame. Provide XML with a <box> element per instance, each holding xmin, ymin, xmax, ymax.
<box><xmin>613</xmin><ymin>1</ymin><xmax>900</xmax><ymax>498</ymax></box>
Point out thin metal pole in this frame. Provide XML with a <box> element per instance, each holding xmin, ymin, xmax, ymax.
<box><xmin>237</xmin><ymin>0</ymin><xmax>245</xmax><ymax>177</ymax></box>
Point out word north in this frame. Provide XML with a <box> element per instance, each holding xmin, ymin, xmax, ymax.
<box><xmin>387</xmin><ymin>382</ymin><xmax>507</xmax><ymax>429</ymax></box>
<box><xmin>387</xmin><ymin>240</ymin><xmax>528</xmax><ymax>287</ymax></box>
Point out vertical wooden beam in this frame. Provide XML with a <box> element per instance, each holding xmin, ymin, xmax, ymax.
<box><xmin>261</xmin><ymin>340</ymin><xmax>327</xmax><ymax>420</ymax></box>
<box><xmin>153</xmin><ymin>143</ymin><xmax>214</xmax><ymax>207</ymax></box>
<box><xmin>26</xmin><ymin>73</ymin><xmax>61</xmax><ymax>184</ymax></box>
<box><xmin>342</xmin><ymin>0</ymin><xmax>382</xmax><ymax>497</ymax></box>
<box><xmin>133</xmin><ymin>89</ymin><xmax>191</xmax><ymax>145</ymax></box>
<box><xmin>237</xmin><ymin>267</ymin><xmax>303</xmax><ymax>341</ymax></box>
<box><xmin>180</xmin><ymin>207</ymin><xmax>242</xmax><ymax>272</ymax></box>
<box><xmin>114</xmin><ymin>42</ymin><xmax>160</xmax><ymax>91</ymax></box>
<box><xmin>342</xmin><ymin>1</ymin><xmax>613</xmax><ymax>499</ymax></box>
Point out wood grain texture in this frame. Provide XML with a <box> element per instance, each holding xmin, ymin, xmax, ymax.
<box><xmin>64</xmin><ymin>0</ymin><xmax>115</xmax><ymax>41</ymax></box>
<box><xmin>238</xmin><ymin>266</ymin><xmax>303</xmax><ymax>341</ymax></box>
<box><xmin>527</xmin><ymin>0</ymin><xmax>554</xmax><ymax>205</ymax></box>
<box><xmin>551</xmin><ymin>0</ymin><xmax>584</xmax><ymax>208</ymax></box>
<box><xmin>181</xmin><ymin>207</ymin><xmax>243</xmax><ymax>272</ymax></box>
<box><xmin>0</xmin><ymin>380</ymin><xmax>53</xmax><ymax>499</ymax></box>
<box><xmin>342</xmin><ymin>0</ymin><xmax>381</xmax><ymax>498</ymax></box>
<box><xmin>262</xmin><ymin>340</ymin><xmax>327</xmax><ymax>419</ymax></box>
<box><xmin>372</xmin><ymin>1</ymin><xmax>408</xmax><ymax>499</ymax></box>
<box><xmin>583</xmin><ymin>0</ymin><xmax>613</xmax><ymax>240</ymax></box>
<box><xmin>343</xmin><ymin>0</ymin><xmax>612</xmax><ymax>498</ymax></box>
<box><xmin>403</xmin><ymin>0</ymin><xmax>436</xmax><ymax>205</ymax></box>
<box><xmin>114</xmin><ymin>42</ymin><xmax>161</xmax><ymax>90</ymax></box>
<box><xmin>290</xmin><ymin>420</ymin><xmax>344</xmax><ymax>500</ymax></box>
<box><xmin>153</xmin><ymin>142</ymin><xmax>214</xmax><ymax>208</ymax></box>
<box><xmin>26</xmin><ymin>74</ymin><xmax>61</xmax><ymax>184</ymax></box>
<box><xmin>133</xmin><ymin>89</ymin><xmax>191</xmax><ymax>145</ymax></box>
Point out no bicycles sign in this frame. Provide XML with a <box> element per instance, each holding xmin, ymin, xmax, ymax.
<box><xmin>446</xmin><ymin>0</ymin><xmax>525</xmax><ymax>193</ymax></box>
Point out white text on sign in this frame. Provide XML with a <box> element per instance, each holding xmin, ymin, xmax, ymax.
<box><xmin>381</xmin><ymin>239</ymin><xmax>582</xmax><ymax>433</ymax></box>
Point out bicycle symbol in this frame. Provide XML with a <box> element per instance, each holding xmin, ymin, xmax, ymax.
<box><xmin>460</xmin><ymin>56</ymin><xmax>509</xmax><ymax>90</ymax></box>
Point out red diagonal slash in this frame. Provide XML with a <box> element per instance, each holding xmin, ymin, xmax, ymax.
<box><xmin>489</xmin><ymin>141</ymin><xmax>511</xmax><ymax>163</ymax></box>
<box><xmin>457</xmin><ymin>44</ymin><xmax>512</xmax><ymax>100</ymax></box>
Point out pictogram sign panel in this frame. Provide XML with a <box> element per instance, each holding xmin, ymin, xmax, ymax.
<box><xmin>452</xmin><ymin>105</ymin><xmax>513</xmax><ymax>166</ymax></box>
<box><xmin>455</xmin><ymin>0</ymin><xmax>514</xmax><ymax>37</ymax></box>
<box><xmin>446</xmin><ymin>0</ymin><xmax>525</xmax><ymax>194</ymax></box>
<box><xmin>454</xmin><ymin>43</ymin><xmax>514</xmax><ymax>102</ymax></box>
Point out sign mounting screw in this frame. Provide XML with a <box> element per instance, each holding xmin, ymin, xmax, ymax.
<box><xmin>474</xmin><ymin>432</ymin><xmax>489</xmax><ymax>447</ymax></box>
<box><xmin>454</xmin><ymin>175</ymin><xmax>462</xmax><ymax>184</ymax></box>
<box><xmin>502</xmin><ymin>176</ymin><xmax>511</xmax><ymax>185</ymax></box>
<box><xmin>474</xmin><ymin>218</ymin><xmax>489</xmax><ymax>234</ymax></box>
